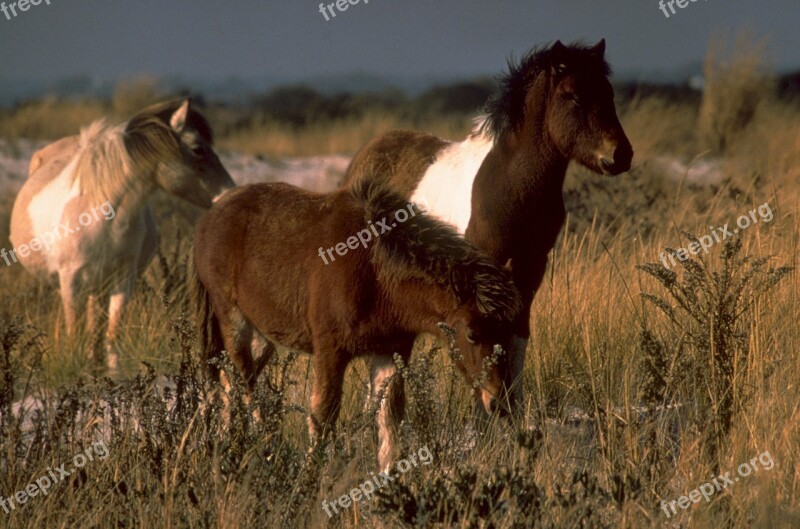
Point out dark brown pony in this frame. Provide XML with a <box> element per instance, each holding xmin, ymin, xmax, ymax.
<box><xmin>343</xmin><ymin>40</ymin><xmax>633</xmax><ymax>411</ymax></box>
<box><xmin>190</xmin><ymin>180</ymin><xmax>521</xmax><ymax>469</ymax></box>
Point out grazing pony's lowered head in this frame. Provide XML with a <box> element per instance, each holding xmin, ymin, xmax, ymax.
<box><xmin>354</xmin><ymin>180</ymin><xmax>523</xmax><ymax>414</ymax></box>
<box><xmin>483</xmin><ymin>39</ymin><xmax>633</xmax><ymax>176</ymax></box>
<box><xmin>124</xmin><ymin>98</ymin><xmax>235</xmax><ymax>208</ymax></box>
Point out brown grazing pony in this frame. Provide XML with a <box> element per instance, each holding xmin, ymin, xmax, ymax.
<box><xmin>190</xmin><ymin>180</ymin><xmax>521</xmax><ymax>469</ymax></box>
<box><xmin>343</xmin><ymin>40</ymin><xmax>633</xmax><ymax>412</ymax></box>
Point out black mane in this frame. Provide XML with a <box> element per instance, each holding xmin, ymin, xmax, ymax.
<box><xmin>481</xmin><ymin>41</ymin><xmax>612</xmax><ymax>140</ymax></box>
<box><xmin>350</xmin><ymin>179</ymin><xmax>522</xmax><ymax>323</ymax></box>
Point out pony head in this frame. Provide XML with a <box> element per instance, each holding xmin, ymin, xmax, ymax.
<box><xmin>446</xmin><ymin>307</ymin><xmax>519</xmax><ymax>416</ymax></box>
<box><xmin>484</xmin><ymin>39</ymin><xmax>633</xmax><ymax>176</ymax></box>
<box><xmin>127</xmin><ymin>98</ymin><xmax>235</xmax><ymax>208</ymax></box>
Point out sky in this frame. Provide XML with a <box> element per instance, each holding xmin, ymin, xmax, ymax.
<box><xmin>0</xmin><ymin>0</ymin><xmax>798</xmax><ymax>85</ymax></box>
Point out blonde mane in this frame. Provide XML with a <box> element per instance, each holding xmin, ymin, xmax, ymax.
<box><xmin>72</xmin><ymin>111</ymin><xmax>182</xmax><ymax>204</ymax></box>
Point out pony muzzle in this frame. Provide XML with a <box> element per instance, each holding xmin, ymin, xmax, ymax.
<box><xmin>480</xmin><ymin>388</ymin><xmax>507</xmax><ymax>416</ymax></box>
<box><xmin>596</xmin><ymin>138</ymin><xmax>633</xmax><ymax>175</ymax></box>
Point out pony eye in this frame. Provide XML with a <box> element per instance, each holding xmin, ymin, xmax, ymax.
<box><xmin>190</xmin><ymin>146</ymin><xmax>208</xmax><ymax>158</ymax></box>
<box><xmin>568</xmin><ymin>93</ymin><xmax>581</xmax><ymax>105</ymax></box>
<box><xmin>466</xmin><ymin>329</ymin><xmax>479</xmax><ymax>345</ymax></box>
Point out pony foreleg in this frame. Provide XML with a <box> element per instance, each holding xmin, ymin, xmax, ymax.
<box><xmin>102</xmin><ymin>272</ymin><xmax>136</xmax><ymax>373</ymax></box>
<box><xmin>505</xmin><ymin>253</ymin><xmax>546</xmax><ymax>417</ymax></box>
<box><xmin>103</xmin><ymin>291</ymin><xmax>128</xmax><ymax>372</ymax></box>
<box><xmin>369</xmin><ymin>354</ymin><xmax>405</xmax><ymax>472</ymax></box>
<box><xmin>307</xmin><ymin>350</ymin><xmax>347</xmax><ymax>455</ymax></box>
<box><xmin>507</xmin><ymin>336</ymin><xmax>528</xmax><ymax>414</ymax></box>
<box><xmin>86</xmin><ymin>293</ymin><xmax>110</xmax><ymax>372</ymax></box>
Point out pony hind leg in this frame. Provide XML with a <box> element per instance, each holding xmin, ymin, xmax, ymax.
<box><xmin>245</xmin><ymin>330</ymin><xmax>278</xmax><ymax>422</ymax></box>
<box><xmin>216</xmin><ymin>307</ymin><xmax>262</xmax><ymax>422</ymax></box>
<box><xmin>251</xmin><ymin>330</ymin><xmax>277</xmax><ymax>381</ymax></box>
<box><xmin>58</xmin><ymin>266</ymin><xmax>97</xmax><ymax>371</ymax></box>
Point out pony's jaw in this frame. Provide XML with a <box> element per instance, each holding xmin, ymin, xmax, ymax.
<box><xmin>209</xmin><ymin>176</ymin><xmax>236</xmax><ymax>204</ymax></box>
<box><xmin>156</xmin><ymin>166</ymin><xmax>233</xmax><ymax>210</ymax></box>
<box><xmin>573</xmin><ymin>133</ymin><xmax>633</xmax><ymax>176</ymax></box>
<box><xmin>201</xmin><ymin>160</ymin><xmax>236</xmax><ymax>205</ymax></box>
<box><xmin>166</xmin><ymin>177</ymin><xmax>214</xmax><ymax>208</ymax></box>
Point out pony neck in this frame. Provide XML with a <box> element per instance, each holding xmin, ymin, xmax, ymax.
<box><xmin>467</xmin><ymin>77</ymin><xmax>569</xmax><ymax>261</ymax></box>
<box><xmin>109</xmin><ymin>172</ymin><xmax>157</xmax><ymax>222</ymax></box>
<box><xmin>98</xmin><ymin>150</ymin><xmax>158</xmax><ymax>224</ymax></box>
<box><xmin>473</xmin><ymin>110</ymin><xmax>568</xmax><ymax>223</ymax></box>
<box><xmin>75</xmin><ymin>122</ymin><xmax>159</xmax><ymax>224</ymax></box>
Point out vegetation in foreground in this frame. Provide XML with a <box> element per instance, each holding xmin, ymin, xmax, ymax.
<box><xmin>0</xmin><ymin>40</ymin><xmax>798</xmax><ymax>528</ymax></box>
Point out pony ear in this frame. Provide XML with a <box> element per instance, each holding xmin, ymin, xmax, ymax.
<box><xmin>551</xmin><ymin>40</ymin><xmax>568</xmax><ymax>75</ymax></box>
<box><xmin>170</xmin><ymin>99</ymin><xmax>191</xmax><ymax>132</ymax></box>
<box><xmin>591</xmin><ymin>38</ymin><xmax>606</xmax><ymax>56</ymax></box>
<box><xmin>552</xmin><ymin>40</ymin><xmax>567</xmax><ymax>54</ymax></box>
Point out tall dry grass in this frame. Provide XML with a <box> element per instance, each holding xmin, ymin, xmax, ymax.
<box><xmin>698</xmin><ymin>33</ymin><xmax>775</xmax><ymax>153</ymax></box>
<box><xmin>0</xmin><ymin>76</ymin><xmax>167</xmax><ymax>142</ymax></box>
<box><xmin>216</xmin><ymin>112</ymin><xmax>474</xmax><ymax>158</ymax></box>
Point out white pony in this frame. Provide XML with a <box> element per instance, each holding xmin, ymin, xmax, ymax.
<box><xmin>9</xmin><ymin>99</ymin><xmax>235</xmax><ymax>370</ymax></box>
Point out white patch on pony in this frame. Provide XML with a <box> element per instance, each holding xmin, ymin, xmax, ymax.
<box><xmin>411</xmin><ymin>128</ymin><xmax>493</xmax><ymax>235</ymax></box>
<box><xmin>27</xmin><ymin>155</ymin><xmax>81</xmax><ymax>273</ymax></box>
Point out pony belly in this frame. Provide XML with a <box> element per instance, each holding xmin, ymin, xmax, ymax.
<box><xmin>411</xmin><ymin>135</ymin><xmax>492</xmax><ymax>234</ymax></box>
<box><xmin>255</xmin><ymin>326</ymin><xmax>313</xmax><ymax>355</ymax></box>
<box><xmin>234</xmin><ymin>266</ymin><xmax>317</xmax><ymax>354</ymax></box>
